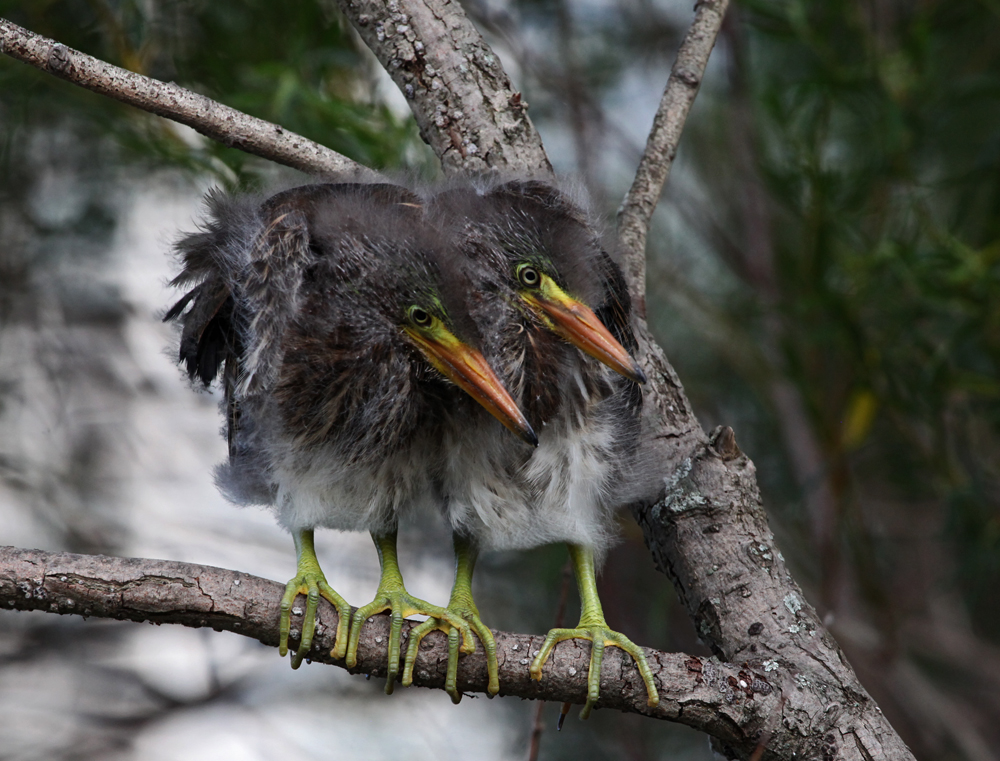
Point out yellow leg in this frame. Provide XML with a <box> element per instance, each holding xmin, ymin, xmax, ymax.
<box><xmin>529</xmin><ymin>544</ymin><xmax>659</xmax><ymax>719</ymax></box>
<box><xmin>345</xmin><ymin>531</ymin><xmax>476</xmax><ymax>694</ymax></box>
<box><xmin>402</xmin><ymin>533</ymin><xmax>499</xmax><ymax>703</ymax></box>
<box><xmin>279</xmin><ymin>529</ymin><xmax>351</xmax><ymax>669</ymax></box>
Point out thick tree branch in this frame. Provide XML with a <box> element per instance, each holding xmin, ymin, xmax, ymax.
<box><xmin>335</xmin><ymin>0</ymin><xmax>551</xmax><ymax>175</ymax></box>
<box><xmin>617</xmin><ymin>0</ymin><xmax>729</xmax><ymax>315</ymax></box>
<box><xmin>0</xmin><ymin>18</ymin><xmax>374</xmax><ymax>179</ymax></box>
<box><xmin>1</xmin><ymin>545</ymin><xmax>775</xmax><ymax>744</ymax></box>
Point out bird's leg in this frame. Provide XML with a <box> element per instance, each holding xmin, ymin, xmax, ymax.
<box><xmin>403</xmin><ymin>533</ymin><xmax>499</xmax><ymax>702</ymax></box>
<box><xmin>279</xmin><ymin>528</ymin><xmax>352</xmax><ymax>669</ymax></box>
<box><xmin>346</xmin><ymin>531</ymin><xmax>477</xmax><ymax>695</ymax></box>
<box><xmin>529</xmin><ymin>544</ymin><xmax>659</xmax><ymax>719</ymax></box>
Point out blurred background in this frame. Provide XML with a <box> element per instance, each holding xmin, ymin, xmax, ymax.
<box><xmin>0</xmin><ymin>1</ymin><xmax>998</xmax><ymax>759</ymax></box>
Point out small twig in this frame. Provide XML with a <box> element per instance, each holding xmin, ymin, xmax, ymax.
<box><xmin>616</xmin><ymin>0</ymin><xmax>730</xmax><ymax>315</ymax></box>
<box><xmin>0</xmin><ymin>18</ymin><xmax>374</xmax><ymax>180</ymax></box>
<box><xmin>527</xmin><ymin>560</ymin><xmax>573</xmax><ymax>761</ymax></box>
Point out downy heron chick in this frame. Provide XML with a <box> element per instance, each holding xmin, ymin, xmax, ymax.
<box><xmin>166</xmin><ymin>182</ymin><xmax>535</xmax><ymax>690</ymax></box>
<box><xmin>406</xmin><ymin>180</ymin><xmax>656</xmax><ymax>715</ymax></box>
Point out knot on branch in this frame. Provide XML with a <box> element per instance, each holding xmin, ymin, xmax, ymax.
<box><xmin>709</xmin><ymin>425</ymin><xmax>742</xmax><ymax>460</ymax></box>
<box><xmin>48</xmin><ymin>43</ymin><xmax>71</xmax><ymax>73</ymax></box>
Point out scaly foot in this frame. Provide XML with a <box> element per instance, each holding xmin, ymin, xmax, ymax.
<box><xmin>346</xmin><ymin>589</ymin><xmax>476</xmax><ymax>694</ymax></box>
<box><xmin>529</xmin><ymin>623</ymin><xmax>658</xmax><ymax>719</ymax></box>
<box><xmin>403</xmin><ymin>602</ymin><xmax>498</xmax><ymax>703</ymax></box>
<box><xmin>279</xmin><ymin>530</ymin><xmax>351</xmax><ymax>669</ymax></box>
<box><xmin>402</xmin><ymin>533</ymin><xmax>498</xmax><ymax>702</ymax></box>
<box><xmin>529</xmin><ymin>543</ymin><xmax>659</xmax><ymax>719</ymax></box>
<box><xmin>345</xmin><ymin>532</ymin><xmax>475</xmax><ymax>694</ymax></box>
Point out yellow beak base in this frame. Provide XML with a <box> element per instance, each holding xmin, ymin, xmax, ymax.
<box><xmin>524</xmin><ymin>285</ymin><xmax>646</xmax><ymax>384</ymax></box>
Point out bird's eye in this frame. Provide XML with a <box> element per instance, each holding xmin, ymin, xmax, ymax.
<box><xmin>409</xmin><ymin>306</ymin><xmax>433</xmax><ymax>326</ymax></box>
<box><xmin>517</xmin><ymin>265</ymin><xmax>541</xmax><ymax>288</ymax></box>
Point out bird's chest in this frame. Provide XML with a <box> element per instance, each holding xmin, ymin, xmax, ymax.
<box><xmin>274</xmin><ymin>324</ymin><xmax>441</xmax><ymax>461</ymax></box>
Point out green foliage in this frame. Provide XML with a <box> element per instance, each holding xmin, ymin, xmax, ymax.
<box><xmin>0</xmin><ymin>0</ymin><xmax>430</xmax><ymax>186</ymax></box>
<box><xmin>723</xmin><ymin>0</ymin><xmax>1000</xmax><ymax>634</ymax></box>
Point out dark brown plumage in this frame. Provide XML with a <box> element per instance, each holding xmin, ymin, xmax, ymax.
<box><xmin>429</xmin><ymin>180</ymin><xmax>644</xmax><ymax>553</ymax></box>
<box><xmin>408</xmin><ymin>179</ymin><xmax>657</xmax><ymax>716</ymax></box>
<box><xmin>165</xmin><ymin>182</ymin><xmax>532</xmax><ymax>679</ymax></box>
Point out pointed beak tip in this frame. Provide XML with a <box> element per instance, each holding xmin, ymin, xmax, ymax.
<box><xmin>521</xmin><ymin>425</ymin><xmax>539</xmax><ymax>448</ymax></box>
<box><xmin>633</xmin><ymin>364</ymin><xmax>648</xmax><ymax>384</ymax></box>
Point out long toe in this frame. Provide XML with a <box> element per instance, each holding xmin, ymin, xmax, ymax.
<box><xmin>279</xmin><ymin>571</ymin><xmax>350</xmax><ymax>670</ymax></box>
<box><xmin>349</xmin><ymin>590</ymin><xmax>474</xmax><ymax>695</ymax></box>
<box><xmin>401</xmin><ymin>604</ymin><xmax>496</xmax><ymax>702</ymax></box>
<box><xmin>530</xmin><ymin>624</ymin><xmax>658</xmax><ymax>719</ymax></box>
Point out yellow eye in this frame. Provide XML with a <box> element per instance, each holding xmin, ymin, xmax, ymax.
<box><xmin>409</xmin><ymin>306</ymin><xmax>433</xmax><ymax>326</ymax></box>
<box><xmin>517</xmin><ymin>264</ymin><xmax>541</xmax><ymax>288</ymax></box>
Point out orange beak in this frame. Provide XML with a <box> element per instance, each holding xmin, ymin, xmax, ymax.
<box><xmin>406</xmin><ymin>328</ymin><xmax>538</xmax><ymax>446</ymax></box>
<box><xmin>523</xmin><ymin>283</ymin><xmax>646</xmax><ymax>384</ymax></box>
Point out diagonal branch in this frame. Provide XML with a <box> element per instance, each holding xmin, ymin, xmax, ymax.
<box><xmin>1</xmin><ymin>545</ymin><xmax>774</xmax><ymax>744</ymax></box>
<box><xmin>616</xmin><ymin>0</ymin><xmax>730</xmax><ymax>315</ymax></box>
<box><xmin>337</xmin><ymin>1</ymin><xmax>914</xmax><ymax>758</ymax></box>
<box><xmin>0</xmin><ymin>18</ymin><xmax>373</xmax><ymax>179</ymax></box>
<box><xmin>334</xmin><ymin>0</ymin><xmax>551</xmax><ymax>176</ymax></box>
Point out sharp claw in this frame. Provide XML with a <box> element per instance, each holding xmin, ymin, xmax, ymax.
<box><xmin>280</xmin><ymin>564</ymin><xmax>350</xmax><ymax>670</ymax></box>
<box><xmin>346</xmin><ymin>607</ymin><xmax>369</xmax><ymax>668</ymax></box>
<box><xmin>532</xmin><ymin>624</ymin><xmax>657</xmax><ymax>720</ymax></box>
<box><xmin>384</xmin><ymin>612</ymin><xmax>405</xmax><ymax>694</ymax></box>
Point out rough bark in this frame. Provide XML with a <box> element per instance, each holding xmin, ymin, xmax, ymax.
<box><xmin>334</xmin><ymin>0</ymin><xmax>551</xmax><ymax>175</ymax></box>
<box><xmin>0</xmin><ymin>18</ymin><xmax>374</xmax><ymax>179</ymax></box>
<box><xmin>0</xmin><ymin>545</ymin><xmax>776</xmax><ymax>743</ymax></box>
<box><xmin>0</xmin><ymin>2</ymin><xmax>919</xmax><ymax>759</ymax></box>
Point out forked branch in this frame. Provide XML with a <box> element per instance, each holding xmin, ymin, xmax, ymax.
<box><xmin>0</xmin><ymin>1</ymin><xmax>918</xmax><ymax>758</ymax></box>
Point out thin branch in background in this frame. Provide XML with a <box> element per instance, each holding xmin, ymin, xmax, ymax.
<box><xmin>526</xmin><ymin>560</ymin><xmax>572</xmax><ymax>761</ymax></box>
<box><xmin>616</xmin><ymin>0</ymin><xmax>730</xmax><ymax>314</ymax></box>
<box><xmin>0</xmin><ymin>19</ymin><xmax>374</xmax><ymax>179</ymax></box>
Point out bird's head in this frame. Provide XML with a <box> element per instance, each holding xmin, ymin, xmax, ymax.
<box><xmin>436</xmin><ymin>181</ymin><xmax>646</xmax><ymax>385</ymax></box>
<box><xmin>395</xmin><ymin>282</ymin><xmax>537</xmax><ymax>447</ymax></box>
<box><xmin>282</xmin><ymin>183</ymin><xmax>537</xmax><ymax>447</ymax></box>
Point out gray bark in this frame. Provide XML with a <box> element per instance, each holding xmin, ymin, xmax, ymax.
<box><xmin>0</xmin><ymin>18</ymin><xmax>374</xmax><ymax>179</ymax></box>
<box><xmin>334</xmin><ymin>0</ymin><xmax>551</xmax><ymax>174</ymax></box>
<box><xmin>0</xmin><ymin>545</ymin><xmax>775</xmax><ymax>742</ymax></box>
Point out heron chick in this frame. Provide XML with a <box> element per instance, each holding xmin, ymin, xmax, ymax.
<box><xmin>410</xmin><ymin>180</ymin><xmax>658</xmax><ymax>716</ymax></box>
<box><xmin>166</xmin><ymin>182</ymin><xmax>534</xmax><ymax>689</ymax></box>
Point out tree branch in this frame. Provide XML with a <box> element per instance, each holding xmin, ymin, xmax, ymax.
<box><xmin>616</xmin><ymin>0</ymin><xmax>730</xmax><ymax>316</ymax></box>
<box><xmin>0</xmin><ymin>18</ymin><xmax>374</xmax><ymax>179</ymax></box>
<box><xmin>1</xmin><ymin>545</ymin><xmax>774</xmax><ymax>744</ymax></box>
<box><xmin>334</xmin><ymin>0</ymin><xmax>551</xmax><ymax>175</ymax></box>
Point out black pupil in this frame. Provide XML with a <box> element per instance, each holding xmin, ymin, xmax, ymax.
<box><xmin>412</xmin><ymin>308</ymin><xmax>430</xmax><ymax>325</ymax></box>
<box><xmin>521</xmin><ymin>267</ymin><xmax>539</xmax><ymax>286</ymax></box>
